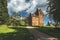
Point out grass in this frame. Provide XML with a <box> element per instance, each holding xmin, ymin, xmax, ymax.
<box><xmin>0</xmin><ymin>25</ymin><xmax>35</xmax><ymax>40</ymax></box>
<box><xmin>36</xmin><ymin>27</ymin><xmax>60</xmax><ymax>39</ymax></box>
<box><xmin>0</xmin><ymin>25</ymin><xmax>16</xmax><ymax>33</ymax></box>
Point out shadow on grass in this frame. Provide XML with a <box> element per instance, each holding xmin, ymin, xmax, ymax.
<box><xmin>0</xmin><ymin>27</ymin><xmax>35</xmax><ymax>40</ymax></box>
<box><xmin>36</xmin><ymin>27</ymin><xmax>60</xmax><ymax>39</ymax></box>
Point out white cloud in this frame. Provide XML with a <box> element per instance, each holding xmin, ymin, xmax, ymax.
<box><xmin>43</xmin><ymin>11</ymin><xmax>47</xmax><ymax>15</ymax></box>
<box><xmin>8</xmin><ymin>0</ymin><xmax>47</xmax><ymax>14</ymax></box>
<box><xmin>8</xmin><ymin>0</ymin><xmax>31</xmax><ymax>12</ymax></box>
<box><xmin>26</xmin><ymin>0</ymin><xmax>37</xmax><ymax>13</ymax></box>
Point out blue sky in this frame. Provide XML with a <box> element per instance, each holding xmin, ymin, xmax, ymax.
<box><xmin>7</xmin><ymin>0</ymin><xmax>49</xmax><ymax>25</ymax></box>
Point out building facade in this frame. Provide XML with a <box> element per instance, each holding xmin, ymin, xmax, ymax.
<box><xmin>28</xmin><ymin>9</ymin><xmax>44</xmax><ymax>26</ymax></box>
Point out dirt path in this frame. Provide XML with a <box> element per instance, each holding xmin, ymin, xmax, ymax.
<box><xmin>26</xmin><ymin>26</ymin><xmax>58</xmax><ymax>40</ymax></box>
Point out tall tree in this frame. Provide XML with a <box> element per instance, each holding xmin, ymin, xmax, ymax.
<box><xmin>0</xmin><ymin>0</ymin><xmax>9</xmax><ymax>24</ymax></box>
<box><xmin>47</xmin><ymin>0</ymin><xmax>60</xmax><ymax>26</ymax></box>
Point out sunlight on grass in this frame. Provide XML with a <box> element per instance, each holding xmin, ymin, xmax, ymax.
<box><xmin>43</xmin><ymin>26</ymin><xmax>55</xmax><ymax>28</ymax></box>
<box><xmin>0</xmin><ymin>26</ymin><xmax>35</xmax><ymax>40</ymax></box>
<box><xmin>0</xmin><ymin>25</ymin><xmax>16</xmax><ymax>33</ymax></box>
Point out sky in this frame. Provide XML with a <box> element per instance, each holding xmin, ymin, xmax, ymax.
<box><xmin>7</xmin><ymin>0</ymin><xmax>49</xmax><ymax>25</ymax></box>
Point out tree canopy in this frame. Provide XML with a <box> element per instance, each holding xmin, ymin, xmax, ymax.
<box><xmin>47</xmin><ymin>0</ymin><xmax>60</xmax><ymax>26</ymax></box>
<box><xmin>0</xmin><ymin>0</ymin><xmax>9</xmax><ymax>24</ymax></box>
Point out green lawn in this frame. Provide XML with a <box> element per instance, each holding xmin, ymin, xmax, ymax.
<box><xmin>0</xmin><ymin>25</ymin><xmax>34</xmax><ymax>40</ymax></box>
<box><xmin>0</xmin><ymin>25</ymin><xmax>16</xmax><ymax>33</ymax></box>
<box><xmin>36</xmin><ymin>27</ymin><xmax>60</xmax><ymax>39</ymax></box>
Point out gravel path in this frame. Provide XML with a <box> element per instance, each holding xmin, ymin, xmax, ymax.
<box><xmin>27</xmin><ymin>26</ymin><xmax>58</xmax><ymax>40</ymax></box>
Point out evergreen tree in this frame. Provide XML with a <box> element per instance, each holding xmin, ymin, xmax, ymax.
<box><xmin>0</xmin><ymin>0</ymin><xmax>9</xmax><ymax>24</ymax></box>
<box><xmin>47</xmin><ymin>0</ymin><xmax>60</xmax><ymax>26</ymax></box>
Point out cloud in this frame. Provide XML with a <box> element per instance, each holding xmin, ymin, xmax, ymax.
<box><xmin>43</xmin><ymin>11</ymin><xmax>47</xmax><ymax>15</ymax></box>
<box><xmin>7</xmin><ymin>0</ymin><xmax>47</xmax><ymax>14</ymax></box>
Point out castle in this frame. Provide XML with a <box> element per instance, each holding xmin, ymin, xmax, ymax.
<box><xmin>28</xmin><ymin>9</ymin><xmax>44</xmax><ymax>26</ymax></box>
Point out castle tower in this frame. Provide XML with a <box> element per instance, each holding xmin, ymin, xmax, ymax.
<box><xmin>28</xmin><ymin>8</ymin><xmax>44</xmax><ymax>26</ymax></box>
<box><xmin>38</xmin><ymin>9</ymin><xmax>44</xmax><ymax>26</ymax></box>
